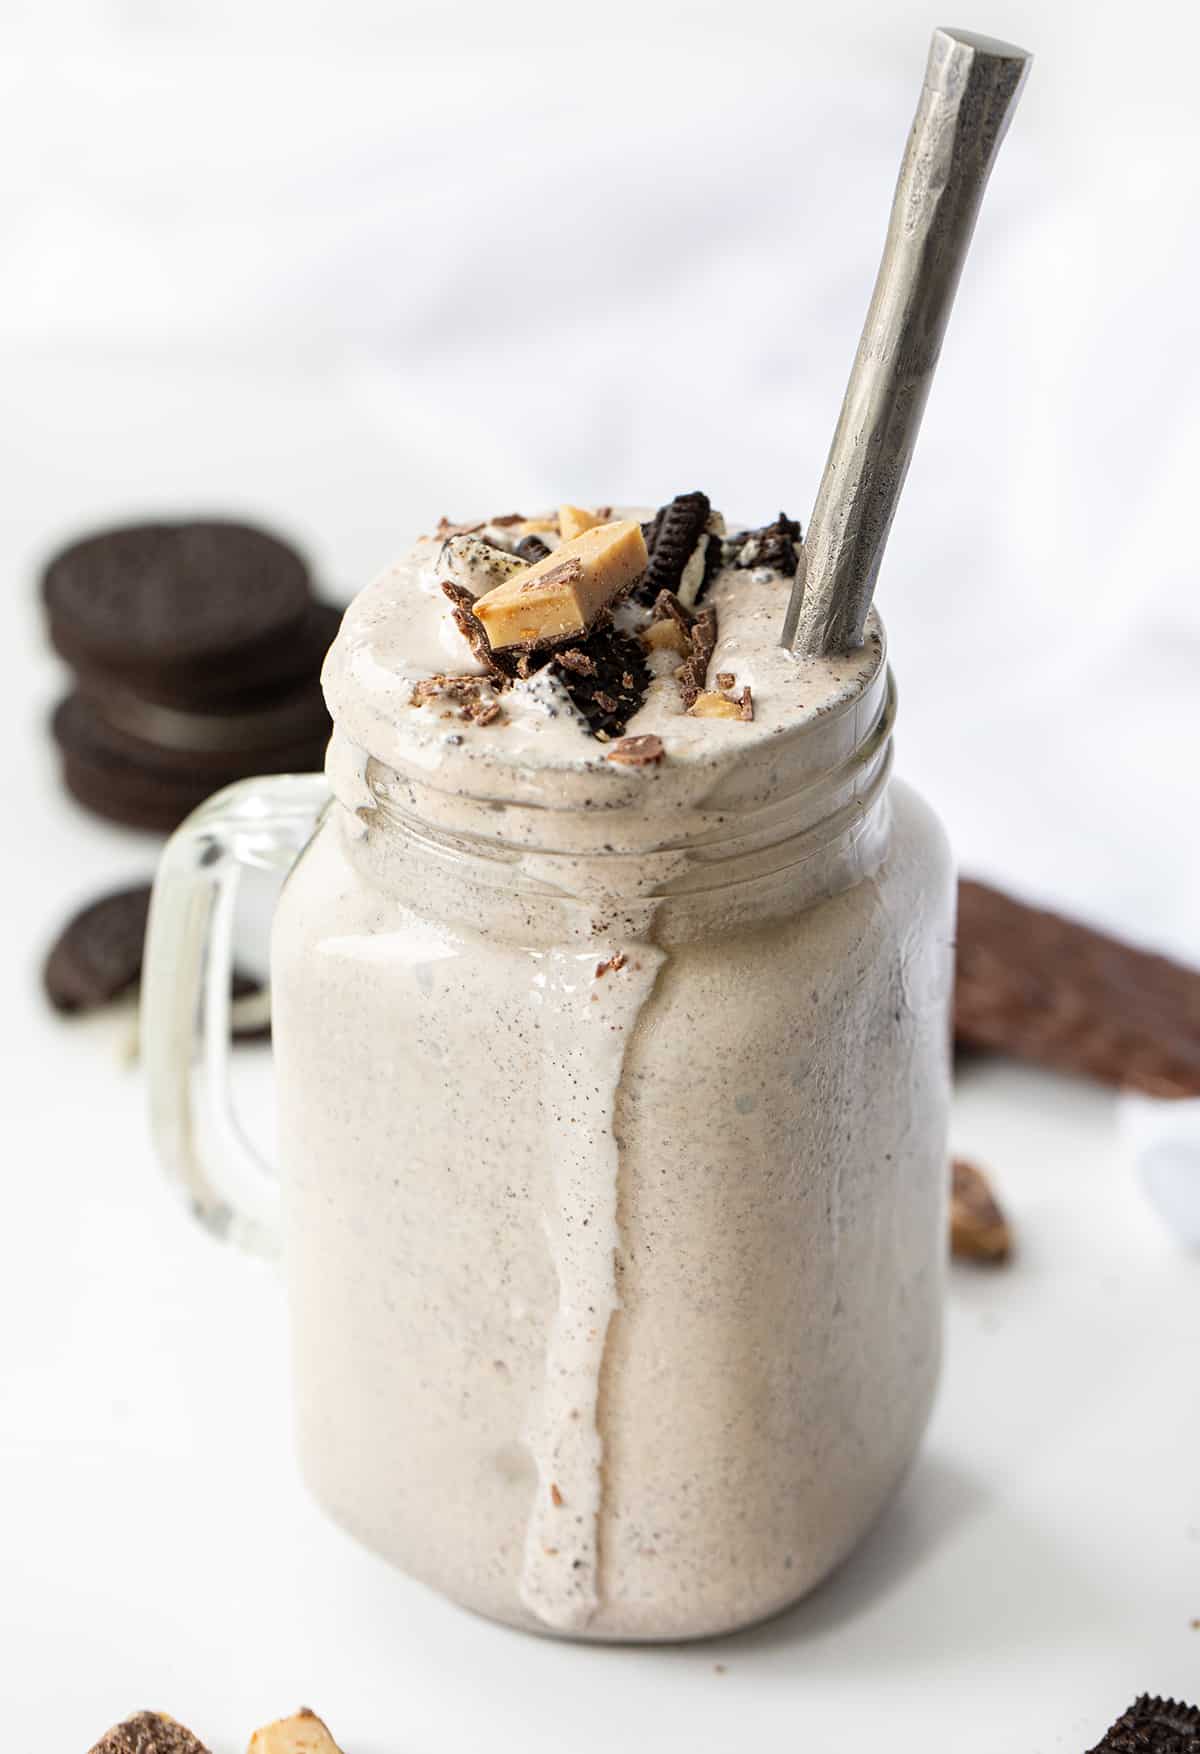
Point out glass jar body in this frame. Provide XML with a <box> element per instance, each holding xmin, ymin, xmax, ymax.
<box><xmin>270</xmin><ymin>759</ymin><xmax>954</xmax><ymax>1641</ymax></box>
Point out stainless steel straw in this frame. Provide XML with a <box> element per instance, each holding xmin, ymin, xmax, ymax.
<box><xmin>783</xmin><ymin>27</ymin><xmax>1031</xmax><ymax>656</ymax></box>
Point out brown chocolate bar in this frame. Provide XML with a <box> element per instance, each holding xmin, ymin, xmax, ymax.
<box><xmin>955</xmin><ymin>880</ymin><xmax>1200</xmax><ymax>1098</ymax></box>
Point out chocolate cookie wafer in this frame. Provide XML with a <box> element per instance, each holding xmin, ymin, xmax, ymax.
<box><xmin>44</xmin><ymin>885</ymin><xmax>152</xmax><ymax>1013</ymax></box>
<box><xmin>52</xmin><ymin>694</ymin><xmax>330</xmax><ymax>834</ymax></box>
<box><xmin>547</xmin><ymin>621</ymin><xmax>650</xmax><ymax>739</ymax></box>
<box><xmin>955</xmin><ymin>879</ymin><xmax>1200</xmax><ymax>1097</ymax></box>
<box><xmin>43</xmin><ymin>521</ymin><xmax>314</xmax><ymax>707</ymax></box>
<box><xmin>636</xmin><ymin>491</ymin><xmax>715</xmax><ymax>606</ymax></box>
<box><xmin>67</xmin><ymin>675</ymin><xmax>331</xmax><ymax>774</ymax></box>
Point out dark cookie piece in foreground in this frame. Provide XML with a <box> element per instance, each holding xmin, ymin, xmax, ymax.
<box><xmin>1087</xmin><ymin>1696</ymin><xmax>1200</xmax><ymax>1754</ymax></box>
<box><xmin>44</xmin><ymin>881</ymin><xmax>268</xmax><ymax>1033</ymax></box>
<box><xmin>548</xmin><ymin>620</ymin><xmax>650</xmax><ymax>739</ymax></box>
<box><xmin>635</xmin><ymin>492</ymin><xmax>712</xmax><ymax>604</ymax></box>
<box><xmin>43</xmin><ymin>522</ymin><xmax>313</xmax><ymax>703</ymax></box>
<box><xmin>725</xmin><ymin>512</ymin><xmax>802</xmax><ymax>576</ymax></box>
<box><xmin>956</xmin><ymin>879</ymin><xmax>1200</xmax><ymax>1097</ymax></box>
<box><xmin>44</xmin><ymin>884</ymin><xmax>152</xmax><ymax>1013</ymax></box>
<box><xmin>88</xmin><ymin>1711</ymin><xmax>210</xmax><ymax>1754</ymax></box>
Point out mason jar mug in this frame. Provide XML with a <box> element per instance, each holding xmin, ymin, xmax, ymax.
<box><xmin>142</xmin><ymin>624</ymin><xmax>954</xmax><ymax>1642</ymax></box>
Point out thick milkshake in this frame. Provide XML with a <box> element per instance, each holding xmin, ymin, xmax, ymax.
<box><xmin>269</xmin><ymin>497</ymin><xmax>954</xmax><ymax>1640</ymax></box>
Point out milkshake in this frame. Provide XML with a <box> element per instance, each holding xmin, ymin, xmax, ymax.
<box><xmin>268</xmin><ymin>496</ymin><xmax>954</xmax><ymax>1640</ymax></box>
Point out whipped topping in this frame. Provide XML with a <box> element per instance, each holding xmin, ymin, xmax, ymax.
<box><xmin>321</xmin><ymin>509</ymin><xmax>884</xmax><ymax>780</ymax></box>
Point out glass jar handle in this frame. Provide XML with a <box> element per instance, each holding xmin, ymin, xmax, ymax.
<box><xmin>142</xmin><ymin>772</ymin><xmax>331</xmax><ymax>1257</ymax></box>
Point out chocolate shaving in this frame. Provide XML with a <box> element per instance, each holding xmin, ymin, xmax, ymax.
<box><xmin>595</xmin><ymin>952</ymin><xmax>627</xmax><ymax>977</ymax></box>
<box><xmin>737</xmin><ymin>686</ymin><xmax>754</xmax><ymax>722</ymax></box>
<box><xmin>439</xmin><ymin>580</ymin><xmax>517</xmax><ymax>683</ymax></box>
<box><xmin>488</xmin><ymin>513</ymin><xmax>526</xmax><ymax>526</ymax></box>
<box><xmin>520</xmin><ymin>557</ymin><xmax>583</xmax><ymax>594</ymax></box>
<box><xmin>1087</xmin><ymin>1696</ymin><xmax>1200</xmax><ymax>1754</ymax></box>
<box><xmin>716</xmin><ymin>672</ymin><xmax>735</xmax><ymax>691</ymax></box>
<box><xmin>515</xmin><ymin>534</ymin><xmax>552</xmax><ymax>564</ymax></box>
<box><xmin>634</xmin><ymin>491</ymin><xmax>711</xmax><ymax>604</ymax></box>
<box><xmin>674</xmin><ymin>606</ymin><xmax>718</xmax><ymax>708</ymax></box>
<box><xmin>436</xmin><ymin>517</ymin><xmax>486</xmax><ymax>537</ymax></box>
<box><xmin>606</xmin><ymin>734</ymin><xmax>664</xmax><ymax>767</ymax></box>
<box><xmin>651</xmin><ymin>588</ymin><xmax>693</xmax><ymax>636</ymax></box>
<box><xmin>410</xmin><ymin>673</ymin><xmax>505</xmax><ymax>726</ymax></box>
<box><xmin>956</xmin><ymin>879</ymin><xmax>1200</xmax><ymax>1098</ymax></box>
<box><xmin>555</xmin><ymin>648</ymin><xmax>596</xmax><ymax>677</ymax></box>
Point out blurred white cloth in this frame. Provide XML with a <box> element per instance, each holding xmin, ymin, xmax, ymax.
<box><xmin>3</xmin><ymin>0</ymin><xmax>1199</xmax><ymax>966</ymax></box>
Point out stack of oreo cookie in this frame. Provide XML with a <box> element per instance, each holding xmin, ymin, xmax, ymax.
<box><xmin>42</xmin><ymin>520</ymin><xmax>340</xmax><ymax>833</ymax></box>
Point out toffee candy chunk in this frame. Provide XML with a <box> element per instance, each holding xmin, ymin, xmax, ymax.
<box><xmin>956</xmin><ymin>879</ymin><xmax>1200</xmax><ymax>1097</ymax></box>
<box><xmin>1086</xmin><ymin>1695</ymin><xmax>1200</xmax><ymax>1754</ymax></box>
<box><xmin>88</xmin><ymin>1713</ymin><xmax>210</xmax><ymax>1754</ymax></box>
<box><xmin>44</xmin><ymin>884</ymin><xmax>152</xmax><ymax>1013</ymax></box>
<box><xmin>43</xmin><ymin>521</ymin><xmax>313</xmax><ymax>705</ymax></box>
<box><xmin>247</xmin><ymin>1708</ymin><xmax>344</xmax><ymax>1754</ymax></box>
<box><xmin>949</xmin><ymin>1157</ymin><xmax>1011</xmax><ymax>1262</ymax></box>
<box><xmin>472</xmin><ymin>520</ymin><xmax>647</xmax><ymax>651</ymax></box>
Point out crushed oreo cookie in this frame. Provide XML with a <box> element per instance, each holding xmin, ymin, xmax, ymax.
<box><xmin>724</xmin><ymin>512</ymin><xmax>802</xmax><ymax>576</ymax></box>
<box><xmin>515</xmin><ymin>534</ymin><xmax>552</xmax><ymax>564</ymax></box>
<box><xmin>636</xmin><ymin>492</ymin><xmax>712</xmax><ymax>605</ymax></box>
<box><xmin>548</xmin><ymin>619</ymin><xmax>649</xmax><ymax>738</ymax></box>
<box><xmin>1087</xmin><ymin>1696</ymin><xmax>1200</xmax><ymax>1754</ymax></box>
<box><xmin>437</xmin><ymin>533</ymin><xmax>526</xmax><ymax>597</ymax></box>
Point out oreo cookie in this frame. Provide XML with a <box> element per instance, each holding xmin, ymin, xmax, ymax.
<box><xmin>547</xmin><ymin>621</ymin><xmax>650</xmax><ymax>739</ymax></box>
<box><xmin>52</xmin><ymin>693</ymin><xmax>329</xmax><ymax>834</ymax></box>
<box><xmin>68</xmin><ymin>677</ymin><xmax>331</xmax><ymax>775</ymax></box>
<box><xmin>43</xmin><ymin>521</ymin><xmax>314</xmax><ymax>705</ymax></box>
<box><xmin>636</xmin><ymin>492</ymin><xmax>712</xmax><ymax>605</ymax></box>
<box><xmin>44</xmin><ymin>885</ymin><xmax>152</xmax><ymax>1013</ymax></box>
<box><xmin>725</xmin><ymin>512</ymin><xmax>802</xmax><ymax>576</ymax></box>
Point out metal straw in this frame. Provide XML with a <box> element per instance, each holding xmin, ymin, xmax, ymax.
<box><xmin>783</xmin><ymin>27</ymin><xmax>1031</xmax><ymax>656</ymax></box>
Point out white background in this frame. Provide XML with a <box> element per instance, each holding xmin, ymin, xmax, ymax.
<box><xmin>2</xmin><ymin>1</ymin><xmax>1199</xmax><ymax>1748</ymax></box>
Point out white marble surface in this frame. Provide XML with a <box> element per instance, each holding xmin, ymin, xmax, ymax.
<box><xmin>3</xmin><ymin>0</ymin><xmax>1199</xmax><ymax>1746</ymax></box>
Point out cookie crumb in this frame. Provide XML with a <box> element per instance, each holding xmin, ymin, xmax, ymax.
<box><xmin>950</xmin><ymin>1158</ymin><xmax>1012</xmax><ymax>1263</ymax></box>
